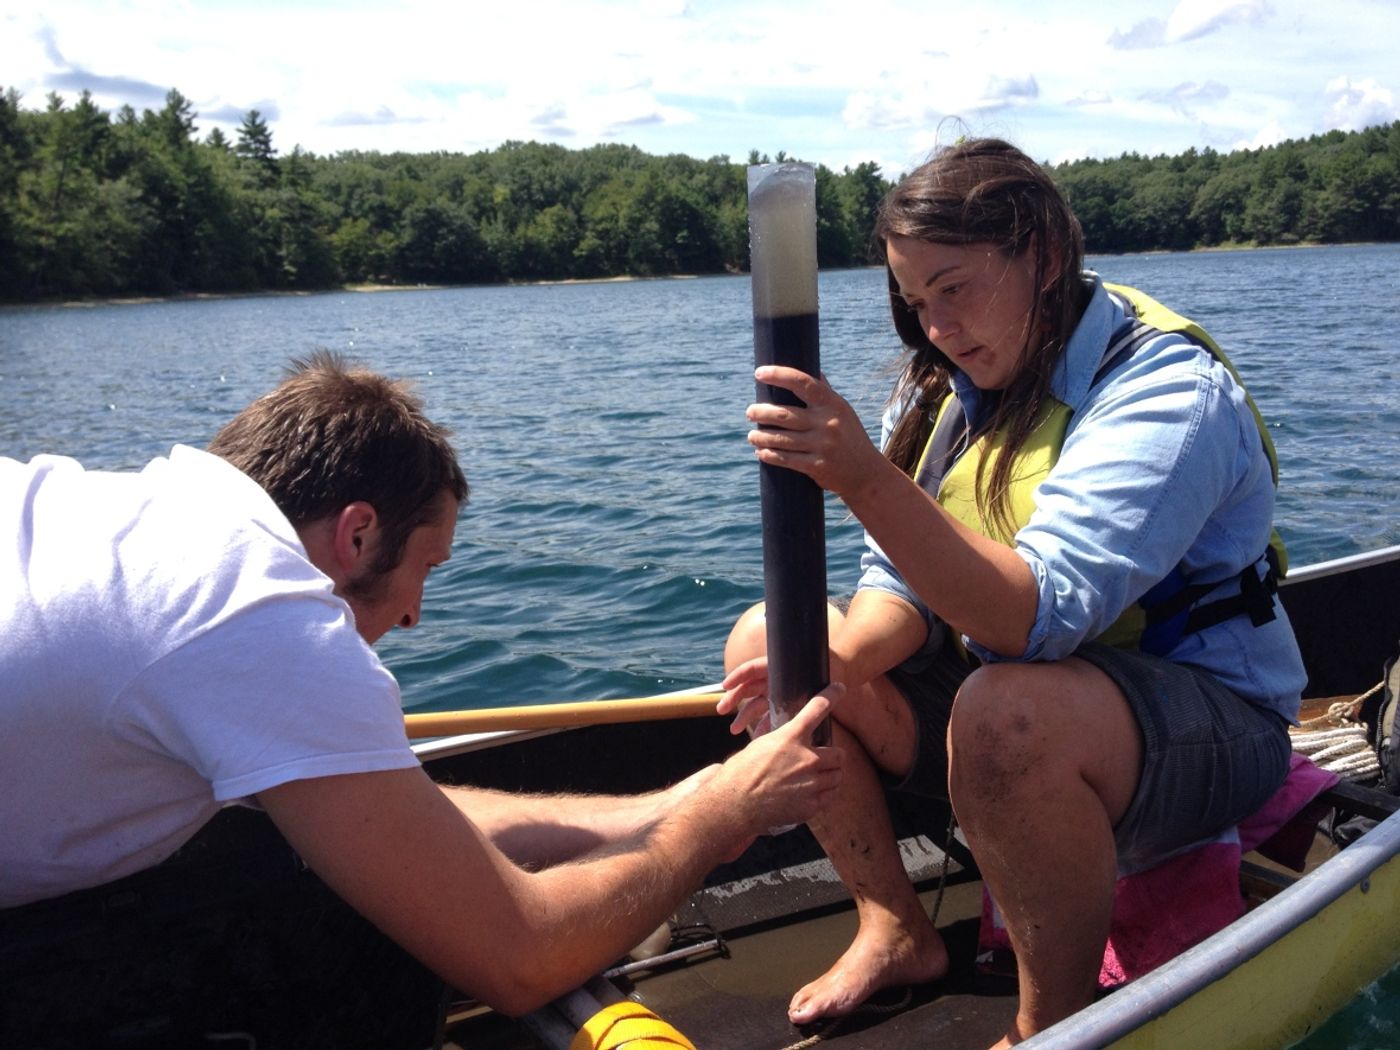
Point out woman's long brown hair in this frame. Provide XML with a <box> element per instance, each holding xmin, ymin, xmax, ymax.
<box><xmin>874</xmin><ymin>138</ymin><xmax>1089</xmax><ymax>539</ymax></box>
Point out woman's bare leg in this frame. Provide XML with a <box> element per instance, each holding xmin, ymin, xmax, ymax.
<box><xmin>947</xmin><ymin>659</ymin><xmax>1142</xmax><ymax>1046</ymax></box>
<box><xmin>725</xmin><ymin>603</ymin><xmax>949</xmax><ymax>1024</ymax></box>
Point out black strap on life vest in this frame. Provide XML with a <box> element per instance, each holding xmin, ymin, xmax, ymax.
<box><xmin>1143</xmin><ymin>546</ymin><xmax>1281</xmax><ymax>635</ymax></box>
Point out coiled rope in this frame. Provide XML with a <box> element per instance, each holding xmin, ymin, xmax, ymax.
<box><xmin>1289</xmin><ymin>682</ymin><xmax>1385</xmax><ymax>781</ymax></box>
<box><xmin>778</xmin><ymin>987</ymin><xmax>914</xmax><ymax>1050</ymax></box>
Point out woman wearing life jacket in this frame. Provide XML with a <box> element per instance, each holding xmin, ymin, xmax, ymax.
<box><xmin>719</xmin><ymin>137</ymin><xmax>1306</xmax><ymax>1047</ymax></box>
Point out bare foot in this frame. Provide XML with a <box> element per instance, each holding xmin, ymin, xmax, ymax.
<box><xmin>788</xmin><ymin>919</ymin><xmax>949</xmax><ymax>1025</ymax></box>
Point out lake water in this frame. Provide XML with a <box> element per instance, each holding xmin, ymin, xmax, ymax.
<box><xmin>3</xmin><ymin>243</ymin><xmax>1400</xmax><ymax>1042</ymax></box>
<box><xmin>3</xmin><ymin>244</ymin><xmax>1396</xmax><ymax>714</ymax></box>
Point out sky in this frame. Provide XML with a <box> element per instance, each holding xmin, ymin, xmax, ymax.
<box><xmin>3</xmin><ymin>0</ymin><xmax>1398</xmax><ymax>177</ymax></box>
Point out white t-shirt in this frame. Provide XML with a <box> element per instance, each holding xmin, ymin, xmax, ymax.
<box><xmin>0</xmin><ymin>446</ymin><xmax>421</xmax><ymax>908</ymax></box>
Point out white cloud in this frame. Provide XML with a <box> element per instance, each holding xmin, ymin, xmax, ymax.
<box><xmin>1323</xmin><ymin>75</ymin><xmax>1399</xmax><ymax>132</ymax></box>
<box><xmin>1139</xmin><ymin>80</ymin><xmax>1231</xmax><ymax>118</ymax></box>
<box><xmin>1235</xmin><ymin>119</ymin><xmax>1290</xmax><ymax>151</ymax></box>
<box><xmin>842</xmin><ymin>91</ymin><xmax>937</xmax><ymax>133</ymax></box>
<box><xmin>1109</xmin><ymin>0</ymin><xmax>1272</xmax><ymax>49</ymax></box>
<box><xmin>1165</xmin><ymin>0</ymin><xmax>1274</xmax><ymax>43</ymax></box>
<box><xmin>1107</xmin><ymin>18</ymin><xmax>1167</xmax><ymax>49</ymax></box>
<box><xmin>3</xmin><ymin>0</ymin><xmax>1398</xmax><ymax>171</ymax></box>
<box><xmin>985</xmin><ymin>75</ymin><xmax>1039</xmax><ymax>106</ymax></box>
<box><xmin>841</xmin><ymin>62</ymin><xmax>1040</xmax><ymax>137</ymax></box>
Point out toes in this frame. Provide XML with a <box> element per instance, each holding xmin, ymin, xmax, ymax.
<box><xmin>788</xmin><ymin>975</ymin><xmax>854</xmax><ymax>1024</ymax></box>
<box><xmin>787</xmin><ymin>983</ymin><xmax>820</xmax><ymax>1023</ymax></box>
<box><xmin>789</xmin><ymin>980</ymin><xmax>835</xmax><ymax>1023</ymax></box>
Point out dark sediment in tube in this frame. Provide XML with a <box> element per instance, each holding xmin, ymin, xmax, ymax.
<box><xmin>747</xmin><ymin>163</ymin><xmax>830</xmax><ymax>744</ymax></box>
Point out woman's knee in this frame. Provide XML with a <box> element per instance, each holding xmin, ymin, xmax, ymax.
<box><xmin>723</xmin><ymin>599</ymin><xmax>846</xmax><ymax>672</ymax></box>
<box><xmin>948</xmin><ymin>659</ymin><xmax>1142</xmax><ymax>819</ymax></box>
<box><xmin>950</xmin><ymin>664</ymin><xmax>1043</xmax><ymax>748</ymax></box>
<box><xmin>724</xmin><ymin>602</ymin><xmax>769</xmax><ymax>671</ymax></box>
<box><xmin>947</xmin><ymin>665</ymin><xmax>1063</xmax><ymax>822</ymax></box>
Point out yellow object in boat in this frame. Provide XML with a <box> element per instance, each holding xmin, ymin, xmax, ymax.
<box><xmin>568</xmin><ymin>1000</ymin><xmax>697</xmax><ymax>1050</ymax></box>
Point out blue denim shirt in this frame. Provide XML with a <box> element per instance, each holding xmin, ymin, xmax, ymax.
<box><xmin>858</xmin><ymin>275</ymin><xmax>1305</xmax><ymax>720</ymax></box>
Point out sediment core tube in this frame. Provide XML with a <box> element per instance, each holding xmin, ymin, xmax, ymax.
<box><xmin>747</xmin><ymin>162</ymin><xmax>830</xmax><ymax>745</ymax></box>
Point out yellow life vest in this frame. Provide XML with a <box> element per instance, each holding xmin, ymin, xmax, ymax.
<box><xmin>912</xmin><ymin>283</ymin><xmax>1285</xmax><ymax>653</ymax></box>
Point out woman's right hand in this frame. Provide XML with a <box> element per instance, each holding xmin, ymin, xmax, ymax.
<box><xmin>747</xmin><ymin>365</ymin><xmax>888</xmax><ymax>503</ymax></box>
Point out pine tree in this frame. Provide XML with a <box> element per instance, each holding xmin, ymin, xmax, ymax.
<box><xmin>235</xmin><ymin>109</ymin><xmax>278</xmax><ymax>188</ymax></box>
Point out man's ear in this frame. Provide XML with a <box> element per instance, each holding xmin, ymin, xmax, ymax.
<box><xmin>331</xmin><ymin>501</ymin><xmax>379</xmax><ymax>575</ymax></box>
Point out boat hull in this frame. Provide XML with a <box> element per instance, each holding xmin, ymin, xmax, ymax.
<box><xmin>4</xmin><ymin>546</ymin><xmax>1399</xmax><ymax>1049</ymax></box>
<box><xmin>1026</xmin><ymin>807</ymin><xmax>1400</xmax><ymax>1049</ymax></box>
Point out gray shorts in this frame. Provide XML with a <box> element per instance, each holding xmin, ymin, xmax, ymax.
<box><xmin>884</xmin><ymin>640</ymin><xmax>1293</xmax><ymax>875</ymax></box>
<box><xmin>881</xmin><ymin>642</ymin><xmax>967</xmax><ymax>799</ymax></box>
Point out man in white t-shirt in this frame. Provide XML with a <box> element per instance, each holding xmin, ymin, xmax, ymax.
<box><xmin>0</xmin><ymin>351</ymin><xmax>843</xmax><ymax>1019</ymax></box>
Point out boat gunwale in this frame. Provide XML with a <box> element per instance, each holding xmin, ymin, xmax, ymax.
<box><xmin>412</xmin><ymin>724</ymin><xmax>564</xmax><ymax>760</ymax></box>
<box><xmin>410</xmin><ymin>681</ymin><xmax>726</xmax><ymax>761</ymax></box>
<box><xmin>1281</xmin><ymin>543</ymin><xmax>1400</xmax><ymax>583</ymax></box>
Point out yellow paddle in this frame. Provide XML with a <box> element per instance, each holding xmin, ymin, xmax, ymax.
<box><xmin>403</xmin><ymin>690</ymin><xmax>724</xmax><ymax>739</ymax></box>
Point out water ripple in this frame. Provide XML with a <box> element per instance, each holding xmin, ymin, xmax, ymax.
<box><xmin>4</xmin><ymin>245</ymin><xmax>1397</xmax><ymax>711</ymax></box>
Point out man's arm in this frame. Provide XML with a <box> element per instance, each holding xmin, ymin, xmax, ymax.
<box><xmin>257</xmin><ymin>693</ymin><xmax>840</xmax><ymax>1017</ymax></box>
<box><xmin>437</xmin><ymin>765</ymin><xmax>721</xmax><ymax>870</ymax></box>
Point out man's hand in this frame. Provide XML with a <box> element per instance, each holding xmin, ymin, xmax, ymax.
<box><xmin>255</xmin><ymin>689</ymin><xmax>840</xmax><ymax>1016</ymax></box>
<box><xmin>705</xmin><ymin>687</ymin><xmax>844</xmax><ymax>851</ymax></box>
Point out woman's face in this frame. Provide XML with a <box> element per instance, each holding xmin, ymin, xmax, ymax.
<box><xmin>885</xmin><ymin>235</ymin><xmax>1039</xmax><ymax>391</ymax></box>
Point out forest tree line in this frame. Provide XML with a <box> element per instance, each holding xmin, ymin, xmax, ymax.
<box><xmin>1</xmin><ymin>86</ymin><xmax>1397</xmax><ymax>301</ymax></box>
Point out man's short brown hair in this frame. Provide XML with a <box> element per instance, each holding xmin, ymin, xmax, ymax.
<box><xmin>208</xmin><ymin>351</ymin><xmax>468</xmax><ymax>574</ymax></box>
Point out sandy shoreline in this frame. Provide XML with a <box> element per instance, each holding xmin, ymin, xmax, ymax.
<box><xmin>34</xmin><ymin>272</ymin><xmax>711</xmax><ymax>308</ymax></box>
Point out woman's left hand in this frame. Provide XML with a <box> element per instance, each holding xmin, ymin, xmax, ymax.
<box><xmin>717</xmin><ymin>655</ymin><xmax>775</xmax><ymax>737</ymax></box>
<box><xmin>746</xmin><ymin>366</ymin><xmax>885</xmax><ymax>499</ymax></box>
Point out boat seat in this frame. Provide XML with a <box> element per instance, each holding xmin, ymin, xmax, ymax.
<box><xmin>1320</xmin><ymin>779</ymin><xmax>1400</xmax><ymax>822</ymax></box>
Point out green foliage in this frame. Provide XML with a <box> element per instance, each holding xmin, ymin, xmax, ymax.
<box><xmin>1</xmin><ymin>84</ymin><xmax>1397</xmax><ymax>301</ymax></box>
<box><xmin>235</xmin><ymin>109</ymin><xmax>279</xmax><ymax>189</ymax></box>
<box><xmin>1053</xmin><ymin>124</ymin><xmax>1400</xmax><ymax>253</ymax></box>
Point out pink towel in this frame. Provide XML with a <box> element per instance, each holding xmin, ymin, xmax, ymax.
<box><xmin>978</xmin><ymin>753</ymin><xmax>1339</xmax><ymax>987</ymax></box>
